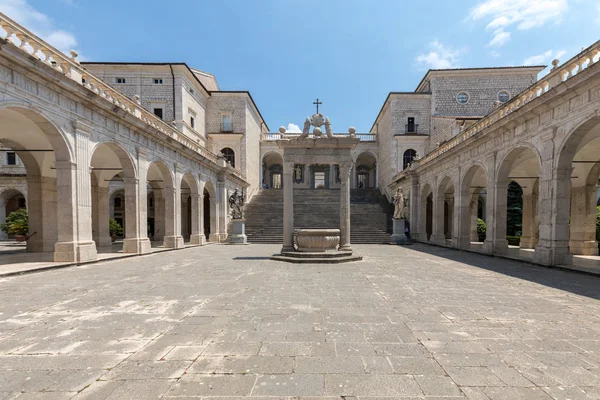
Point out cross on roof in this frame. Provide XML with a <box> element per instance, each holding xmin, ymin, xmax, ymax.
<box><xmin>313</xmin><ymin>98</ymin><xmax>322</xmax><ymax>114</ymax></box>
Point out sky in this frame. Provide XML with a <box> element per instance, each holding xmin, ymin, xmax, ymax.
<box><xmin>0</xmin><ymin>0</ymin><xmax>598</xmax><ymax>133</ymax></box>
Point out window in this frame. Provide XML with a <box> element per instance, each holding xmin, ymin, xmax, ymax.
<box><xmin>498</xmin><ymin>90</ymin><xmax>510</xmax><ymax>103</ymax></box>
<box><xmin>456</xmin><ymin>92</ymin><xmax>469</xmax><ymax>104</ymax></box>
<box><xmin>403</xmin><ymin>149</ymin><xmax>417</xmax><ymax>170</ymax></box>
<box><xmin>221</xmin><ymin>114</ymin><xmax>233</xmax><ymax>132</ymax></box>
<box><xmin>18</xmin><ymin>198</ymin><xmax>26</xmax><ymax>209</ymax></box>
<box><xmin>115</xmin><ymin>77</ymin><xmax>126</xmax><ymax>84</ymax></box>
<box><xmin>407</xmin><ymin>117</ymin><xmax>416</xmax><ymax>133</ymax></box>
<box><xmin>190</xmin><ymin>116</ymin><xmax>195</xmax><ymax>128</ymax></box>
<box><xmin>153</xmin><ymin>78</ymin><xmax>163</xmax><ymax>84</ymax></box>
<box><xmin>153</xmin><ymin>108</ymin><xmax>163</xmax><ymax>119</ymax></box>
<box><xmin>114</xmin><ymin>197</ymin><xmax>122</xmax><ymax>208</ymax></box>
<box><xmin>6</xmin><ymin>152</ymin><xmax>16</xmax><ymax>165</ymax></box>
<box><xmin>221</xmin><ymin>147</ymin><xmax>235</xmax><ymax>168</ymax></box>
<box><xmin>189</xmin><ymin>87</ymin><xmax>195</xmax><ymax>95</ymax></box>
<box><xmin>314</xmin><ymin>172</ymin><xmax>325</xmax><ymax>189</ymax></box>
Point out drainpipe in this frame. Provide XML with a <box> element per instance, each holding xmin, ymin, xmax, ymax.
<box><xmin>169</xmin><ymin>64</ymin><xmax>176</xmax><ymax>121</ymax></box>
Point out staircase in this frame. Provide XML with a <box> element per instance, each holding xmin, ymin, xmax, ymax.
<box><xmin>241</xmin><ymin>188</ymin><xmax>392</xmax><ymax>244</ymax></box>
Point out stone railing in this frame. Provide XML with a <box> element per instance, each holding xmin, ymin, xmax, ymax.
<box><xmin>261</xmin><ymin>133</ymin><xmax>376</xmax><ymax>141</ymax></box>
<box><xmin>417</xmin><ymin>40</ymin><xmax>600</xmax><ymax>167</ymax></box>
<box><xmin>0</xmin><ymin>13</ymin><xmax>247</xmax><ymax>180</ymax></box>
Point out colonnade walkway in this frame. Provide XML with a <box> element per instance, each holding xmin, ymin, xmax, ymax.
<box><xmin>1</xmin><ymin>243</ymin><xmax>599</xmax><ymax>398</ymax></box>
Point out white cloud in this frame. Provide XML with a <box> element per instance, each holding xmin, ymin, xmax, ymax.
<box><xmin>416</xmin><ymin>40</ymin><xmax>462</xmax><ymax>69</ymax></box>
<box><xmin>0</xmin><ymin>0</ymin><xmax>78</xmax><ymax>55</ymax></box>
<box><xmin>286</xmin><ymin>123</ymin><xmax>302</xmax><ymax>133</ymax></box>
<box><xmin>488</xmin><ymin>29</ymin><xmax>510</xmax><ymax>47</ymax></box>
<box><xmin>468</xmin><ymin>0</ymin><xmax>568</xmax><ymax>47</ymax></box>
<box><xmin>523</xmin><ymin>49</ymin><xmax>566</xmax><ymax>66</ymax></box>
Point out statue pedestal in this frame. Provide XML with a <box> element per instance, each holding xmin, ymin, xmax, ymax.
<box><xmin>229</xmin><ymin>219</ymin><xmax>248</xmax><ymax>245</ymax></box>
<box><xmin>390</xmin><ymin>218</ymin><xmax>409</xmax><ymax>245</ymax></box>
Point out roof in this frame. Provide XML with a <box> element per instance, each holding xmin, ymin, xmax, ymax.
<box><xmin>80</xmin><ymin>61</ymin><xmax>269</xmax><ymax>131</ymax></box>
<box><xmin>415</xmin><ymin>65</ymin><xmax>547</xmax><ymax>92</ymax></box>
<box><xmin>190</xmin><ymin>68</ymin><xmax>219</xmax><ymax>91</ymax></box>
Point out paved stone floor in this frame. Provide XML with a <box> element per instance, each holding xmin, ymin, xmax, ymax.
<box><xmin>0</xmin><ymin>244</ymin><xmax>599</xmax><ymax>399</ymax></box>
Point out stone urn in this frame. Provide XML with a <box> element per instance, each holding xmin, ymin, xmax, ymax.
<box><xmin>295</xmin><ymin>229</ymin><xmax>340</xmax><ymax>252</ymax></box>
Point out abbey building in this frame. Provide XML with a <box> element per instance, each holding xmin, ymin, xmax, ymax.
<box><xmin>0</xmin><ymin>12</ymin><xmax>599</xmax><ymax>272</ymax></box>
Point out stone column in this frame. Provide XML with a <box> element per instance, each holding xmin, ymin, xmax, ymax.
<box><xmin>492</xmin><ymin>182</ymin><xmax>509</xmax><ymax>254</ymax></box>
<box><xmin>409</xmin><ymin>177</ymin><xmax>419</xmax><ymax>239</ymax></box>
<box><xmin>217</xmin><ymin>181</ymin><xmax>228</xmax><ymax>242</ymax></box>
<box><xmin>123</xmin><ymin>177</ymin><xmax>151</xmax><ymax>254</ymax></box>
<box><xmin>154</xmin><ymin>192</ymin><xmax>165</xmax><ymax>242</ymax></box>
<box><xmin>339</xmin><ymin>162</ymin><xmax>352</xmax><ymax>252</ymax></box>
<box><xmin>447</xmin><ymin>198</ymin><xmax>454</xmax><ymax>241</ymax></box>
<box><xmin>136</xmin><ymin>148</ymin><xmax>150</xmax><ymax>243</ymax></box>
<box><xmin>469</xmin><ymin>196</ymin><xmax>479</xmax><ymax>242</ymax></box>
<box><xmin>535</xmin><ymin>161</ymin><xmax>571</xmax><ymax>266</ymax></box>
<box><xmin>92</xmin><ymin>185</ymin><xmax>111</xmax><ymax>248</ymax></box>
<box><xmin>53</xmin><ymin>121</ymin><xmax>97</xmax><ymax>263</ymax></box>
<box><xmin>25</xmin><ymin>175</ymin><xmax>54</xmax><ymax>252</ymax></box>
<box><xmin>569</xmin><ymin>185</ymin><xmax>598</xmax><ymax>255</ymax></box>
<box><xmin>190</xmin><ymin>193</ymin><xmax>206</xmax><ymax>245</ymax></box>
<box><xmin>162</xmin><ymin>185</ymin><xmax>184</xmax><ymax>249</ymax></box>
<box><xmin>0</xmin><ymin>196</ymin><xmax>6</xmax><ymax>240</ymax></box>
<box><xmin>520</xmin><ymin>194</ymin><xmax>536</xmax><ymax>248</ymax></box>
<box><xmin>282</xmin><ymin>161</ymin><xmax>295</xmax><ymax>252</ymax></box>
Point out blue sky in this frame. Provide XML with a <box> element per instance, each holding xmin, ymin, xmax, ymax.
<box><xmin>1</xmin><ymin>0</ymin><xmax>598</xmax><ymax>132</ymax></box>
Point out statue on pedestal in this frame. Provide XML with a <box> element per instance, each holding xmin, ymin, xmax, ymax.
<box><xmin>393</xmin><ymin>188</ymin><xmax>406</xmax><ymax>220</ymax></box>
<box><xmin>229</xmin><ymin>189</ymin><xmax>245</xmax><ymax>219</ymax></box>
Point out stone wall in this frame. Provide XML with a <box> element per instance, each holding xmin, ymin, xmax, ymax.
<box><xmin>390</xmin><ymin>95</ymin><xmax>432</xmax><ymax>135</ymax></box>
<box><xmin>244</xmin><ymin>104</ymin><xmax>262</xmax><ymax>200</ymax></box>
<box><xmin>431</xmin><ymin>72</ymin><xmax>538</xmax><ymax>117</ymax></box>
<box><xmin>428</xmin><ymin>117</ymin><xmax>457</xmax><ymax>154</ymax></box>
<box><xmin>206</xmin><ymin>94</ymin><xmax>247</xmax><ymax>134</ymax></box>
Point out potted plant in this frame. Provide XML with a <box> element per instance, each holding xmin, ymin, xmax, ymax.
<box><xmin>0</xmin><ymin>208</ymin><xmax>28</xmax><ymax>241</ymax></box>
<box><xmin>109</xmin><ymin>218</ymin><xmax>123</xmax><ymax>242</ymax></box>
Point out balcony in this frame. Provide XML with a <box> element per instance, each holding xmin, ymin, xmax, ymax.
<box><xmin>220</xmin><ymin>122</ymin><xmax>234</xmax><ymax>132</ymax></box>
<box><xmin>260</xmin><ymin>133</ymin><xmax>377</xmax><ymax>142</ymax></box>
<box><xmin>405</xmin><ymin>124</ymin><xmax>419</xmax><ymax>134</ymax></box>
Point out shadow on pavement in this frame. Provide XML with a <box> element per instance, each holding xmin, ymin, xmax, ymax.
<box><xmin>406</xmin><ymin>243</ymin><xmax>600</xmax><ymax>300</ymax></box>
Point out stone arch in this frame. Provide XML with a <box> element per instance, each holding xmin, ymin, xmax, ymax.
<box><xmin>203</xmin><ymin>180</ymin><xmax>218</xmax><ymax>241</ymax></box>
<box><xmin>437</xmin><ymin>175</ymin><xmax>456</xmax><ymax>244</ymax></box>
<box><xmin>495</xmin><ymin>146</ymin><xmax>542</xmax><ymax>253</ymax></box>
<box><xmin>0</xmin><ymin>188</ymin><xmax>27</xmax><ymax>240</ymax></box>
<box><xmin>459</xmin><ymin>163</ymin><xmax>488</xmax><ymax>249</ymax></box>
<box><xmin>0</xmin><ymin>104</ymin><xmax>78</xmax><ymax>257</ymax></box>
<box><xmin>262</xmin><ymin>151</ymin><xmax>283</xmax><ymax>189</ymax></box>
<box><xmin>354</xmin><ymin>151</ymin><xmax>377</xmax><ymax>189</ymax></box>
<box><xmin>89</xmin><ymin>141</ymin><xmax>138</xmax><ymax>250</ymax></box>
<box><xmin>180</xmin><ymin>172</ymin><xmax>200</xmax><ymax>242</ymax></box>
<box><xmin>555</xmin><ymin>116</ymin><xmax>600</xmax><ymax>257</ymax></box>
<box><xmin>419</xmin><ymin>183</ymin><xmax>434</xmax><ymax>242</ymax></box>
<box><xmin>146</xmin><ymin>160</ymin><xmax>181</xmax><ymax>248</ymax></box>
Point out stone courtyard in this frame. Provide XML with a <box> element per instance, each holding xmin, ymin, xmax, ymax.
<box><xmin>0</xmin><ymin>244</ymin><xmax>599</xmax><ymax>399</ymax></box>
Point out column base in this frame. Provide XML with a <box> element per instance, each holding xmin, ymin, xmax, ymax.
<box><xmin>338</xmin><ymin>244</ymin><xmax>352</xmax><ymax>252</ymax></box>
<box><xmin>217</xmin><ymin>233</ymin><xmax>228</xmax><ymax>243</ymax></box>
<box><xmin>568</xmin><ymin>240</ymin><xmax>599</xmax><ymax>256</ymax></box>
<box><xmin>482</xmin><ymin>240</ymin><xmax>494</xmax><ymax>254</ymax></box>
<box><xmin>281</xmin><ymin>245</ymin><xmax>295</xmax><ymax>253</ymax></box>
<box><xmin>519</xmin><ymin>236</ymin><xmax>538</xmax><ymax>249</ymax></box>
<box><xmin>493</xmin><ymin>239</ymin><xmax>509</xmax><ymax>255</ymax></box>
<box><xmin>190</xmin><ymin>234</ymin><xmax>207</xmax><ymax>245</ymax></box>
<box><xmin>93</xmin><ymin>236</ymin><xmax>112</xmax><ymax>249</ymax></box>
<box><xmin>123</xmin><ymin>237</ymin><xmax>152</xmax><ymax>254</ymax></box>
<box><xmin>208</xmin><ymin>233</ymin><xmax>219</xmax><ymax>243</ymax></box>
<box><xmin>535</xmin><ymin>241</ymin><xmax>572</xmax><ymax>265</ymax></box>
<box><xmin>54</xmin><ymin>241</ymin><xmax>97</xmax><ymax>263</ymax></box>
<box><xmin>163</xmin><ymin>235</ymin><xmax>185</xmax><ymax>249</ymax></box>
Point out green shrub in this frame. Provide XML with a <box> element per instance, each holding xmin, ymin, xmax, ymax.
<box><xmin>477</xmin><ymin>218</ymin><xmax>486</xmax><ymax>242</ymax></box>
<box><xmin>109</xmin><ymin>218</ymin><xmax>123</xmax><ymax>237</ymax></box>
<box><xmin>506</xmin><ymin>235</ymin><xmax>521</xmax><ymax>246</ymax></box>
<box><xmin>0</xmin><ymin>208</ymin><xmax>28</xmax><ymax>236</ymax></box>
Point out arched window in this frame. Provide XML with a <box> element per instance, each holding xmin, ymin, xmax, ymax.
<box><xmin>221</xmin><ymin>147</ymin><xmax>235</xmax><ymax>168</ymax></box>
<box><xmin>403</xmin><ymin>149</ymin><xmax>417</xmax><ymax>170</ymax></box>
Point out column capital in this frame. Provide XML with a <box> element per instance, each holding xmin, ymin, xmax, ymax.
<box><xmin>72</xmin><ymin>119</ymin><xmax>92</xmax><ymax>135</ymax></box>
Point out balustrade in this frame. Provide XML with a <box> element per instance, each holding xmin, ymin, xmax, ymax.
<box><xmin>0</xmin><ymin>13</ymin><xmax>249</xmax><ymax>179</ymax></box>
